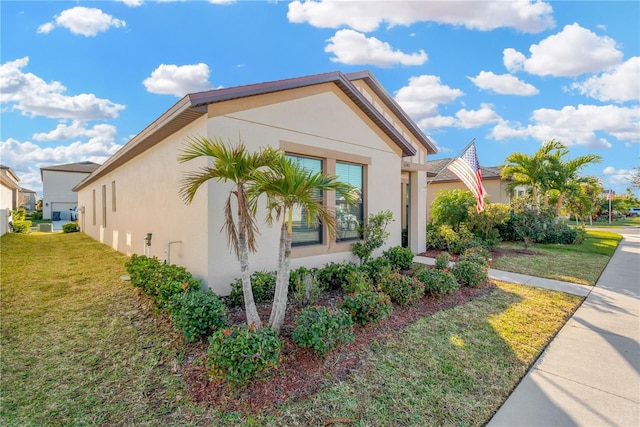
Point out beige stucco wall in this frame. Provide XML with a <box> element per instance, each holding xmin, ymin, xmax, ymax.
<box><xmin>78</xmin><ymin>116</ymin><xmax>211</xmax><ymax>287</ymax></box>
<box><xmin>426</xmin><ymin>178</ymin><xmax>511</xmax><ymax>223</ymax></box>
<box><xmin>78</xmin><ymin>82</ymin><xmax>426</xmax><ymax>295</ymax></box>
<box><xmin>43</xmin><ymin>170</ymin><xmax>91</xmax><ymax>219</ymax></box>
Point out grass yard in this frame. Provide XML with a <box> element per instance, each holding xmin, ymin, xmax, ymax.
<box><xmin>1</xmin><ymin>232</ymin><xmax>584</xmax><ymax>426</ymax></box>
<box><xmin>490</xmin><ymin>230</ymin><xmax>622</xmax><ymax>285</ymax></box>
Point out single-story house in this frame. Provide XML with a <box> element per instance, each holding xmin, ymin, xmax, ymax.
<box><xmin>426</xmin><ymin>158</ymin><xmax>523</xmax><ymax>222</ymax></box>
<box><xmin>0</xmin><ymin>165</ymin><xmax>21</xmax><ymax>235</ymax></box>
<box><xmin>73</xmin><ymin>70</ymin><xmax>437</xmax><ymax>295</ymax></box>
<box><xmin>41</xmin><ymin>161</ymin><xmax>101</xmax><ymax>220</ymax></box>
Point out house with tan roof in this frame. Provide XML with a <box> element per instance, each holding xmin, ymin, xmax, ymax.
<box><xmin>41</xmin><ymin>161</ymin><xmax>101</xmax><ymax>220</ymax></box>
<box><xmin>73</xmin><ymin>70</ymin><xmax>437</xmax><ymax>295</ymax></box>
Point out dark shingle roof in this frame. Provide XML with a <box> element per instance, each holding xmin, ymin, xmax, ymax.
<box><xmin>427</xmin><ymin>158</ymin><xmax>502</xmax><ymax>183</ymax></box>
<box><xmin>41</xmin><ymin>161</ymin><xmax>101</xmax><ymax>181</ymax></box>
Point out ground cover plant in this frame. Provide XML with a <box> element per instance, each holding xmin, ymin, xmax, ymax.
<box><xmin>2</xmin><ymin>232</ymin><xmax>587</xmax><ymax>426</ymax></box>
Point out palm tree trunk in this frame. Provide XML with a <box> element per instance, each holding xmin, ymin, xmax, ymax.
<box><xmin>238</xmin><ymin>230</ymin><xmax>261</xmax><ymax>327</ymax></box>
<box><xmin>269</xmin><ymin>220</ymin><xmax>291</xmax><ymax>333</ymax></box>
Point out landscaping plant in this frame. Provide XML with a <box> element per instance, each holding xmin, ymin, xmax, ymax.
<box><xmin>378</xmin><ymin>272</ymin><xmax>425</xmax><ymax>306</ymax></box>
<box><xmin>416</xmin><ymin>268</ymin><xmax>459</xmax><ymax>296</ymax></box>
<box><xmin>452</xmin><ymin>259</ymin><xmax>487</xmax><ymax>288</ymax></box>
<box><xmin>168</xmin><ymin>289</ymin><xmax>228</xmax><ymax>342</ymax></box>
<box><xmin>339</xmin><ymin>291</ymin><xmax>393</xmax><ymax>325</ymax></box>
<box><xmin>382</xmin><ymin>246</ymin><xmax>414</xmax><ymax>270</ymax></box>
<box><xmin>351</xmin><ymin>210</ymin><xmax>393</xmax><ymax>265</ymax></box>
<box><xmin>207</xmin><ymin>324</ymin><xmax>283</xmax><ymax>388</ymax></box>
<box><xmin>292</xmin><ymin>306</ymin><xmax>354</xmax><ymax>358</ymax></box>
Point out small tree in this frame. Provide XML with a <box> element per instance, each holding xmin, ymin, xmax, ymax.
<box><xmin>467</xmin><ymin>202</ymin><xmax>511</xmax><ymax>246</ymax></box>
<box><xmin>351</xmin><ymin>210</ymin><xmax>393</xmax><ymax>265</ymax></box>
<box><xmin>430</xmin><ymin>189</ymin><xmax>476</xmax><ymax>229</ymax></box>
<box><xmin>251</xmin><ymin>154</ymin><xmax>357</xmax><ymax>334</ymax></box>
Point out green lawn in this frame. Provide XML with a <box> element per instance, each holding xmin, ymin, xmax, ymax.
<box><xmin>490</xmin><ymin>230</ymin><xmax>622</xmax><ymax>285</ymax></box>
<box><xmin>1</xmin><ymin>232</ymin><xmax>584</xmax><ymax>426</ymax></box>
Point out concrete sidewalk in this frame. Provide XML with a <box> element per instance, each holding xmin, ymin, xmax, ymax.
<box><xmin>487</xmin><ymin>231</ymin><xmax>640</xmax><ymax>426</ymax></box>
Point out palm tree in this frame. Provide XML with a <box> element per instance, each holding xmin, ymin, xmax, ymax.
<box><xmin>501</xmin><ymin>140</ymin><xmax>567</xmax><ymax>209</ymax></box>
<box><xmin>250</xmin><ymin>154</ymin><xmax>357</xmax><ymax>333</ymax></box>
<box><xmin>178</xmin><ymin>136</ymin><xmax>278</xmax><ymax>327</ymax></box>
<box><xmin>548</xmin><ymin>151</ymin><xmax>602</xmax><ymax>216</ymax></box>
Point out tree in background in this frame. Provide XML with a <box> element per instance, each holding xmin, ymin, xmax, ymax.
<box><xmin>430</xmin><ymin>189</ymin><xmax>477</xmax><ymax>229</ymax></box>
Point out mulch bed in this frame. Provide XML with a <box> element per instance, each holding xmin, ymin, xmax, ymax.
<box><xmin>182</xmin><ymin>274</ymin><xmax>497</xmax><ymax>415</ymax></box>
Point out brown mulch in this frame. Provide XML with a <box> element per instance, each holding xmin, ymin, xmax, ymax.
<box><xmin>182</xmin><ymin>276</ymin><xmax>497</xmax><ymax>416</ymax></box>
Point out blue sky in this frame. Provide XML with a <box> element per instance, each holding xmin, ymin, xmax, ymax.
<box><xmin>1</xmin><ymin>0</ymin><xmax>638</xmax><ymax>199</ymax></box>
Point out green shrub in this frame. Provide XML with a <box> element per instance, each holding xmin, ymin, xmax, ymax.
<box><xmin>343</xmin><ymin>269</ymin><xmax>373</xmax><ymax>294</ymax></box>
<box><xmin>434</xmin><ymin>252</ymin><xmax>450</xmax><ymax>270</ymax></box>
<box><xmin>168</xmin><ymin>290</ymin><xmax>228</xmax><ymax>342</ymax></box>
<box><xmin>361</xmin><ymin>257</ymin><xmax>395</xmax><ymax>286</ymax></box>
<box><xmin>340</xmin><ymin>291</ymin><xmax>392</xmax><ymax>325</ymax></box>
<box><xmin>62</xmin><ymin>221</ymin><xmax>79</xmax><ymax>233</ymax></box>
<box><xmin>316</xmin><ymin>261</ymin><xmax>359</xmax><ymax>291</ymax></box>
<box><xmin>378</xmin><ymin>272</ymin><xmax>424</xmax><ymax>306</ymax></box>
<box><xmin>12</xmin><ymin>209</ymin><xmax>26</xmax><ymax>221</ymax></box>
<box><xmin>207</xmin><ymin>325</ymin><xmax>282</xmax><ymax>388</ymax></box>
<box><xmin>292</xmin><ymin>306</ymin><xmax>354</xmax><ymax>358</ymax></box>
<box><xmin>226</xmin><ymin>270</ymin><xmax>277</xmax><ymax>307</ymax></box>
<box><xmin>416</xmin><ymin>268</ymin><xmax>459</xmax><ymax>296</ymax></box>
<box><xmin>352</xmin><ymin>210</ymin><xmax>394</xmax><ymax>265</ymax></box>
<box><xmin>124</xmin><ymin>255</ymin><xmax>195</xmax><ymax>303</ymax></box>
<box><xmin>290</xmin><ymin>267</ymin><xmax>323</xmax><ymax>307</ymax></box>
<box><xmin>452</xmin><ymin>259</ymin><xmax>487</xmax><ymax>288</ymax></box>
<box><xmin>12</xmin><ymin>220</ymin><xmax>31</xmax><ymax>234</ymax></box>
<box><xmin>157</xmin><ymin>277</ymin><xmax>201</xmax><ymax>309</ymax></box>
<box><xmin>383</xmin><ymin>246</ymin><xmax>414</xmax><ymax>270</ymax></box>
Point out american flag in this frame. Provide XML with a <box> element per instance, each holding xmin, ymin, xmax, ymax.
<box><xmin>447</xmin><ymin>142</ymin><xmax>486</xmax><ymax>212</ymax></box>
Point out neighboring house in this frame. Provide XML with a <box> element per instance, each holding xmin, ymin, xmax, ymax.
<box><xmin>73</xmin><ymin>70</ymin><xmax>437</xmax><ymax>295</ymax></box>
<box><xmin>20</xmin><ymin>188</ymin><xmax>37</xmax><ymax>212</ymax></box>
<box><xmin>41</xmin><ymin>161</ymin><xmax>101</xmax><ymax>220</ymax></box>
<box><xmin>426</xmin><ymin>158</ymin><xmax>520</xmax><ymax>222</ymax></box>
<box><xmin>0</xmin><ymin>165</ymin><xmax>21</xmax><ymax>235</ymax></box>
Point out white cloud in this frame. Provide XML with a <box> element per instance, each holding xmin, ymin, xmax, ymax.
<box><xmin>491</xmin><ymin>104</ymin><xmax>639</xmax><ymax>148</ymax></box>
<box><xmin>602</xmin><ymin>166</ymin><xmax>634</xmax><ymax>185</ymax></box>
<box><xmin>288</xmin><ymin>0</ymin><xmax>554</xmax><ymax>33</ymax></box>
<box><xmin>0</xmin><ymin>57</ymin><xmax>125</xmax><ymax>120</ymax></box>
<box><xmin>32</xmin><ymin>121</ymin><xmax>117</xmax><ymax>142</ymax></box>
<box><xmin>143</xmin><ymin>63</ymin><xmax>216</xmax><ymax>97</ymax></box>
<box><xmin>116</xmin><ymin>0</ymin><xmax>144</xmax><ymax>6</ymax></box>
<box><xmin>505</xmin><ymin>23</ymin><xmax>623</xmax><ymax>77</ymax></box>
<box><xmin>455</xmin><ymin>103</ymin><xmax>501</xmax><ymax>129</ymax></box>
<box><xmin>0</xmin><ymin>134</ymin><xmax>122</xmax><ymax>193</ymax></box>
<box><xmin>394</xmin><ymin>75</ymin><xmax>463</xmax><ymax>130</ymax></box>
<box><xmin>325</xmin><ymin>29</ymin><xmax>427</xmax><ymax>67</ymax></box>
<box><xmin>468</xmin><ymin>71</ymin><xmax>539</xmax><ymax>95</ymax></box>
<box><xmin>571</xmin><ymin>56</ymin><xmax>640</xmax><ymax>103</ymax></box>
<box><xmin>38</xmin><ymin>6</ymin><xmax>126</xmax><ymax>37</ymax></box>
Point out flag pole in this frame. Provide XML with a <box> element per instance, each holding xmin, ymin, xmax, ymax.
<box><xmin>426</xmin><ymin>138</ymin><xmax>476</xmax><ymax>185</ymax></box>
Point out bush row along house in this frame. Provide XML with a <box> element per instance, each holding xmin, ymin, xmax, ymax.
<box><xmin>73</xmin><ymin>70</ymin><xmax>438</xmax><ymax>295</ymax></box>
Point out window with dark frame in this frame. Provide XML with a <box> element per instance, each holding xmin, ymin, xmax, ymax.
<box><xmin>335</xmin><ymin>162</ymin><xmax>363</xmax><ymax>242</ymax></box>
<box><xmin>286</xmin><ymin>154</ymin><xmax>323</xmax><ymax>246</ymax></box>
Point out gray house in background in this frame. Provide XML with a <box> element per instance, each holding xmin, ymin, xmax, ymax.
<box><xmin>41</xmin><ymin>161</ymin><xmax>101</xmax><ymax>220</ymax></box>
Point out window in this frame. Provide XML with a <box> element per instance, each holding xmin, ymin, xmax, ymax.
<box><xmin>335</xmin><ymin>162</ymin><xmax>363</xmax><ymax>241</ymax></box>
<box><xmin>102</xmin><ymin>185</ymin><xmax>107</xmax><ymax>228</ymax></box>
<box><xmin>111</xmin><ymin>181</ymin><xmax>116</xmax><ymax>212</ymax></box>
<box><xmin>286</xmin><ymin>155</ymin><xmax>323</xmax><ymax>246</ymax></box>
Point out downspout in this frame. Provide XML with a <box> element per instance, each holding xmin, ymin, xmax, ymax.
<box><xmin>166</xmin><ymin>240</ymin><xmax>182</xmax><ymax>265</ymax></box>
